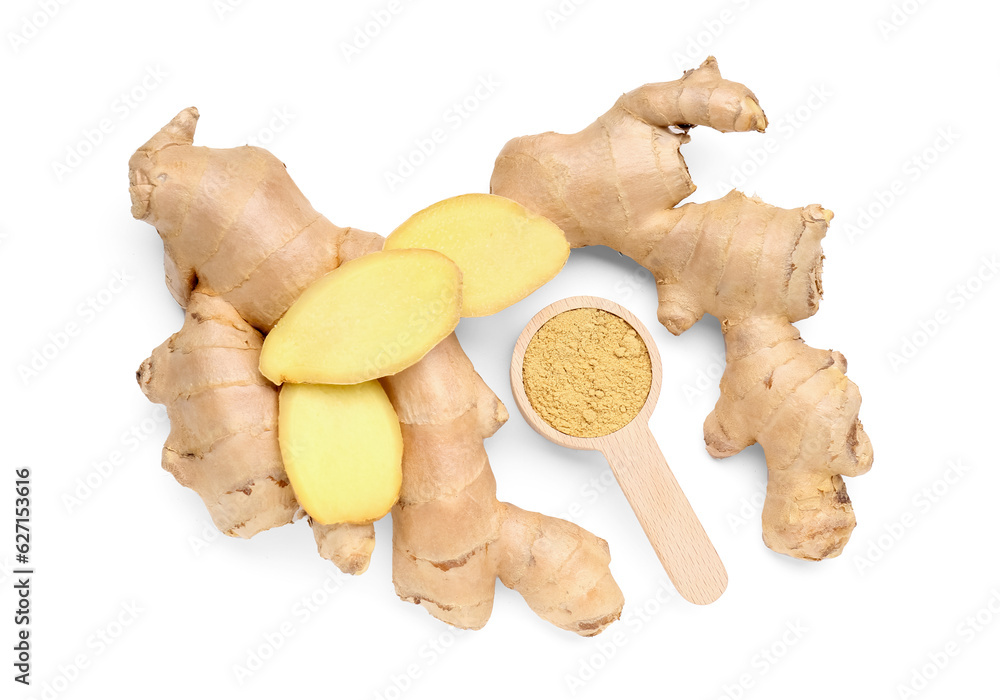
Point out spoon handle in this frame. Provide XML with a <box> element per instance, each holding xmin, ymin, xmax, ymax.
<box><xmin>603</xmin><ymin>422</ymin><xmax>728</xmax><ymax>604</ymax></box>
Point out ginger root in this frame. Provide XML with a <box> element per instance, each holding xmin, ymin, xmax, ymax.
<box><xmin>383</xmin><ymin>193</ymin><xmax>570</xmax><ymax>317</ymax></box>
<box><xmin>491</xmin><ymin>57</ymin><xmax>873</xmax><ymax>560</ymax></box>
<box><xmin>131</xmin><ymin>108</ymin><xmax>623</xmax><ymax>633</ymax></box>
<box><xmin>260</xmin><ymin>249</ymin><xmax>462</xmax><ymax>385</ymax></box>
<box><xmin>384</xmin><ymin>334</ymin><xmax>622</xmax><ymax>633</ymax></box>
<box><xmin>310</xmin><ymin>520</ymin><xmax>376</xmax><ymax>575</ymax></box>
<box><xmin>137</xmin><ymin>291</ymin><xmax>296</xmax><ymax>538</ymax></box>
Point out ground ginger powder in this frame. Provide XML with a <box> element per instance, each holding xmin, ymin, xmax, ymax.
<box><xmin>522</xmin><ymin>308</ymin><xmax>652</xmax><ymax>438</ymax></box>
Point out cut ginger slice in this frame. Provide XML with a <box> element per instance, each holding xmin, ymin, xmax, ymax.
<box><xmin>260</xmin><ymin>249</ymin><xmax>462</xmax><ymax>384</ymax></box>
<box><xmin>278</xmin><ymin>381</ymin><xmax>403</xmax><ymax>525</ymax></box>
<box><xmin>384</xmin><ymin>193</ymin><xmax>569</xmax><ymax>317</ymax></box>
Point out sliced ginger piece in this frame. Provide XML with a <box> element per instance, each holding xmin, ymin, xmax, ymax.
<box><xmin>260</xmin><ymin>249</ymin><xmax>462</xmax><ymax>384</ymax></box>
<box><xmin>384</xmin><ymin>193</ymin><xmax>569</xmax><ymax>317</ymax></box>
<box><xmin>279</xmin><ymin>381</ymin><xmax>403</xmax><ymax>524</ymax></box>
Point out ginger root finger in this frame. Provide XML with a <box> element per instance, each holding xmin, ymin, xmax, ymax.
<box><xmin>137</xmin><ymin>291</ymin><xmax>296</xmax><ymax>538</ymax></box>
<box><xmin>620</xmin><ymin>56</ymin><xmax>767</xmax><ymax>134</ymax></box>
<box><xmin>496</xmin><ymin>505</ymin><xmax>623</xmax><ymax>636</ymax></box>
<box><xmin>310</xmin><ymin>520</ymin><xmax>377</xmax><ymax>575</ymax></box>
<box><xmin>491</xmin><ymin>57</ymin><xmax>767</xmax><ymax>238</ymax></box>
<box><xmin>128</xmin><ymin>106</ymin><xmax>384</xmax><ymax>332</ymax></box>
<box><xmin>706</xmin><ymin>316</ymin><xmax>872</xmax><ymax>560</ymax></box>
<box><xmin>138</xmin><ymin>291</ymin><xmax>380</xmax><ymax>573</ymax></box>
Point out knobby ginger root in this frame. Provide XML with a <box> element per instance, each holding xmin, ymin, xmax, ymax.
<box><xmin>128</xmin><ymin>106</ymin><xmax>384</xmax><ymax>333</ymax></box>
<box><xmin>137</xmin><ymin>291</ymin><xmax>296</xmax><ymax>538</ymax></box>
<box><xmin>136</xmin><ymin>278</ymin><xmax>377</xmax><ymax>571</ymax></box>
<box><xmin>260</xmin><ymin>249</ymin><xmax>462</xmax><ymax>385</ymax></box>
<box><xmin>278</xmin><ymin>382</ymin><xmax>403</xmax><ymax>524</ymax></box>
<box><xmin>310</xmin><ymin>521</ymin><xmax>376</xmax><ymax>576</ymax></box>
<box><xmin>383</xmin><ymin>193</ymin><xmax>570</xmax><ymax>317</ymax></box>
<box><xmin>491</xmin><ymin>57</ymin><xmax>873</xmax><ymax>560</ymax></box>
<box><xmin>384</xmin><ymin>334</ymin><xmax>623</xmax><ymax>633</ymax></box>
<box><xmin>131</xmin><ymin>108</ymin><xmax>623</xmax><ymax>633</ymax></box>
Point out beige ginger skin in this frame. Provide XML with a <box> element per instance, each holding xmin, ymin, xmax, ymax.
<box><xmin>491</xmin><ymin>57</ymin><xmax>873</xmax><ymax>560</ymax></box>
<box><xmin>130</xmin><ymin>108</ymin><xmax>623</xmax><ymax>633</ymax></box>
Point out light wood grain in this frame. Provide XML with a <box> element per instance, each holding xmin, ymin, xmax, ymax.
<box><xmin>510</xmin><ymin>296</ymin><xmax>727</xmax><ymax>605</ymax></box>
<box><xmin>603</xmin><ymin>422</ymin><xmax>728</xmax><ymax>604</ymax></box>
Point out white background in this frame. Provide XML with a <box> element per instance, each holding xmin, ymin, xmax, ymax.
<box><xmin>2</xmin><ymin>1</ymin><xmax>998</xmax><ymax>698</ymax></box>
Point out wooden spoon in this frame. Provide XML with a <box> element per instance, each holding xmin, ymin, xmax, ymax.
<box><xmin>510</xmin><ymin>296</ymin><xmax>727</xmax><ymax>605</ymax></box>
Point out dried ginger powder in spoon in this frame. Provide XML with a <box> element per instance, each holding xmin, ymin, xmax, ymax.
<box><xmin>522</xmin><ymin>308</ymin><xmax>652</xmax><ymax>438</ymax></box>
